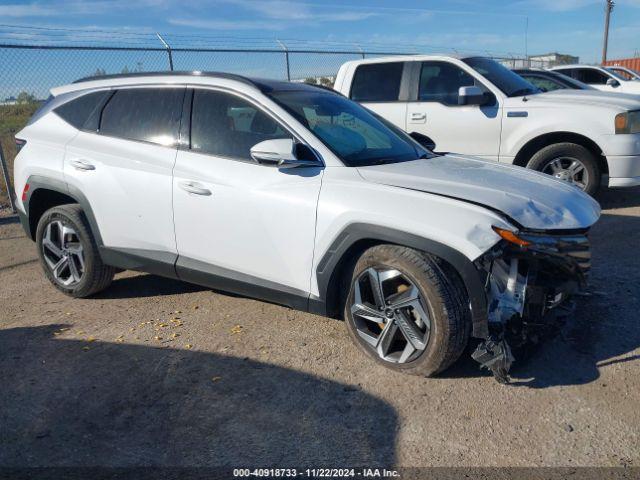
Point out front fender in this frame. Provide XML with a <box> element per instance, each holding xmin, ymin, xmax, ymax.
<box><xmin>315</xmin><ymin>223</ymin><xmax>491</xmax><ymax>339</ymax></box>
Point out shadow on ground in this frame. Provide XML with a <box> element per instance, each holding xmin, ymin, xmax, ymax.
<box><xmin>95</xmin><ymin>274</ymin><xmax>208</xmax><ymax>299</ymax></box>
<box><xmin>0</xmin><ymin>325</ymin><xmax>397</xmax><ymax>467</ymax></box>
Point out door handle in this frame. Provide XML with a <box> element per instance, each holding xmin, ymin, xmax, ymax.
<box><xmin>179</xmin><ymin>181</ymin><xmax>212</xmax><ymax>196</ymax></box>
<box><xmin>410</xmin><ymin>112</ymin><xmax>427</xmax><ymax>123</ymax></box>
<box><xmin>70</xmin><ymin>159</ymin><xmax>96</xmax><ymax>171</ymax></box>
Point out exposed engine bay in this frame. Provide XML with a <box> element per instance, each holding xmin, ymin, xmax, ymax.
<box><xmin>472</xmin><ymin>229</ymin><xmax>591</xmax><ymax>383</ymax></box>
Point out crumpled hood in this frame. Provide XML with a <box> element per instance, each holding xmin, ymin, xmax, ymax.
<box><xmin>357</xmin><ymin>155</ymin><xmax>601</xmax><ymax>231</ymax></box>
<box><xmin>519</xmin><ymin>89</ymin><xmax>640</xmax><ymax>110</ymax></box>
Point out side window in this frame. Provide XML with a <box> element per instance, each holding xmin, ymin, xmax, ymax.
<box><xmin>418</xmin><ymin>61</ymin><xmax>476</xmax><ymax>105</ymax></box>
<box><xmin>524</xmin><ymin>75</ymin><xmax>565</xmax><ymax>92</ymax></box>
<box><xmin>350</xmin><ymin>62</ymin><xmax>404</xmax><ymax>102</ymax></box>
<box><xmin>575</xmin><ymin>68</ymin><xmax>609</xmax><ymax>85</ymax></box>
<box><xmin>554</xmin><ymin>68</ymin><xmax>574</xmax><ymax>78</ymax></box>
<box><xmin>54</xmin><ymin>91</ymin><xmax>110</xmax><ymax>129</ymax></box>
<box><xmin>99</xmin><ymin>88</ymin><xmax>184</xmax><ymax>146</ymax></box>
<box><xmin>190</xmin><ymin>90</ymin><xmax>292</xmax><ymax>160</ymax></box>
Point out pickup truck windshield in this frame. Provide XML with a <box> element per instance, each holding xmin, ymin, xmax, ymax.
<box><xmin>268</xmin><ymin>90</ymin><xmax>429</xmax><ymax>167</ymax></box>
<box><xmin>463</xmin><ymin>57</ymin><xmax>540</xmax><ymax>97</ymax></box>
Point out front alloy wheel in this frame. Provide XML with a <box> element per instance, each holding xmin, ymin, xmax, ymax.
<box><xmin>542</xmin><ymin>156</ymin><xmax>589</xmax><ymax>191</ymax></box>
<box><xmin>350</xmin><ymin>267</ymin><xmax>430</xmax><ymax>364</ymax></box>
<box><xmin>344</xmin><ymin>245</ymin><xmax>470</xmax><ymax>376</ymax></box>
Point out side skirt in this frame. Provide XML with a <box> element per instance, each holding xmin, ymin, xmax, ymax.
<box><xmin>100</xmin><ymin>247</ymin><xmax>319</xmax><ymax>313</ymax></box>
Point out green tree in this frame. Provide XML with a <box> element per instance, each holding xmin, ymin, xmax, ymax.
<box><xmin>16</xmin><ymin>91</ymin><xmax>36</xmax><ymax>104</ymax></box>
<box><xmin>93</xmin><ymin>68</ymin><xmax>106</xmax><ymax>76</ymax></box>
<box><xmin>319</xmin><ymin>77</ymin><xmax>333</xmax><ymax>87</ymax></box>
<box><xmin>121</xmin><ymin>66</ymin><xmax>130</xmax><ymax>74</ymax></box>
<box><xmin>304</xmin><ymin>77</ymin><xmax>317</xmax><ymax>85</ymax></box>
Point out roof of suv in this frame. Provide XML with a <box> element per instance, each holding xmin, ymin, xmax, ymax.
<box><xmin>52</xmin><ymin>71</ymin><xmax>329</xmax><ymax>97</ymax></box>
<box><xmin>550</xmin><ymin>64</ymin><xmax>604</xmax><ymax>70</ymax></box>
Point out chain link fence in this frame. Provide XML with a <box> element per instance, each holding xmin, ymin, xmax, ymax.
<box><xmin>0</xmin><ymin>42</ymin><xmax>538</xmax><ymax>209</ymax></box>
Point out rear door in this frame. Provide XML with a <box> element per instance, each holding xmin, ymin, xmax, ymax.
<box><xmin>405</xmin><ymin>61</ymin><xmax>501</xmax><ymax>159</ymax></box>
<box><xmin>349</xmin><ymin>61</ymin><xmax>409</xmax><ymax>130</ymax></box>
<box><xmin>64</xmin><ymin>86</ymin><xmax>184</xmax><ymax>256</ymax></box>
<box><xmin>172</xmin><ymin>88</ymin><xmax>323</xmax><ymax>301</ymax></box>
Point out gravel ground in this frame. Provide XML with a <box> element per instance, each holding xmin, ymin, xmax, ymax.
<box><xmin>0</xmin><ymin>188</ymin><xmax>639</xmax><ymax>469</ymax></box>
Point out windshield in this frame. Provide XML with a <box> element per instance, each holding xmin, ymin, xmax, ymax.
<box><xmin>605</xmin><ymin>68</ymin><xmax>628</xmax><ymax>81</ymax></box>
<box><xmin>463</xmin><ymin>57</ymin><xmax>540</xmax><ymax>97</ymax></box>
<box><xmin>607</xmin><ymin>67</ymin><xmax>640</xmax><ymax>81</ymax></box>
<box><xmin>268</xmin><ymin>90</ymin><xmax>429</xmax><ymax>167</ymax></box>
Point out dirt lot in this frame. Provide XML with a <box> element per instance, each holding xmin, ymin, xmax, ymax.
<box><xmin>0</xmin><ymin>188</ymin><xmax>639</xmax><ymax>469</ymax></box>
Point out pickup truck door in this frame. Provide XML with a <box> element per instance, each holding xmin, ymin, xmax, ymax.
<box><xmin>405</xmin><ymin>61</ymin><xmax>502</xmax><ymax>160</ymax></box>
<box><xmin>349</xmin><ymin>61</ymin><xmax>409</xmax><ymax>131</ymax></box>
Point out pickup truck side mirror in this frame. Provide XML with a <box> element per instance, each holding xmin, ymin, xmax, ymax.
<box><xmin>458</xmin><ymin>86</ymin><xmax>486</xmax><ymax>106</ymax></box>
<box><xmin>409</xmin><ymin>132</ymin><xmax>436</xmax><ymax>151</ymax></box>
<box><xmin>250</xmin><ymin>138</ymin><xmax>321</xmax><ymax>169</ymax></box>
<box><xmin>606</xmin><ymin>78</ymin><xmax>620</xmax><ymax>88</ymax></box>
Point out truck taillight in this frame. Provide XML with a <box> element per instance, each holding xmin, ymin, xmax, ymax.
<box><xmin>21</xmin><ymin>183</ymin><xmax>30</xmax><ymax>202</ymax></box>
<box><xmin>15</xmin><ymin>138</ymin><xmax>26</xmax><ymax>153</ymax></box>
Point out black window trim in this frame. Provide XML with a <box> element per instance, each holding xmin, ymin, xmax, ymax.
<box><xmin>182</xmin><ymin>85</ymin><xmax>324</xmax><ymax>167</ymax></box>
<box><xmin>348</xmin><ymin>61</ymin><xmax>411</xmax><ymax>104</ymax></box>
<box><xmin>93</xmin><ymin>85</ymin><xmax>187</xmax><ymax>149</ymax></box>
<box><xmin>51</xmin><ymin>88</ymin><xmax>113</xmax><ymax>130</ymax></box>
<box><xmin>407</xmin><ymin>60</ymin><xmax>497</xmax><ymax>107</ymax></box>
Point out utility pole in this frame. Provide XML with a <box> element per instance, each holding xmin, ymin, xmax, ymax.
<box><xmin>602</xmin><ymin>0</ymin><xmax>615</xmax><ymax>64</ymax></box>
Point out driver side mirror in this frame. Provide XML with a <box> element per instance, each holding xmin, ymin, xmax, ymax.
<box><xmin>250</xmin><ymin>138</ymin><xmax>321</xmax><ymax>169</ymax></box>
<box><xmin>458</xmin><ymin>86</ymin><xmax>486</xmax><ymax>106</ymax></box>
<box><xmin>606</xmin><ymin>78</ymin><xmax>620</xmax><ymax>88</ymax></box>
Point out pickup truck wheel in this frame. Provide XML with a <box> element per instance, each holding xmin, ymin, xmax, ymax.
<box><xmin>344</xmin><ymin>245</ymin><xmax>470</xmax><ymax>377</ymax></box>
<box><xmin>527</xmin><ymin>142</ymin><xmax>601</xmax><ymax>195</ymax></box>
<box><xmin>36</xmin><ymin>204</ymin><xmax>115</xmax><ymax>298</ymax></box>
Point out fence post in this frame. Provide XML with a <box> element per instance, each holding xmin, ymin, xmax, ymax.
<box><xmin>356</xmin><ymin>44</ymin><xmax>365</xmax><ymax>59</ymax></box>
<box><xmin>0</xmin><ymin>139</ymin><xmax>17</xmax><ymax>213</ymax></box>
<box><xmin>277</xmin><ymin>39</ymin><xmax>291</xmax><ymax>81</ymax></box>
<box><xmin>156</xmin><ymin>33</ymin><xmax>174</xmax><ymax>71</ymax></box>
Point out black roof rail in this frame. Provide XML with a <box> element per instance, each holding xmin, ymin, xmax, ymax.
<box><xmin>70</xmin><ymin>71</ymin><xmax>345</xmax><ymax>96</ymax></box>
<box><xmin>72</xmin><ymin>70</ymin><xmax>260</xmax><ymax>88</ymax></box>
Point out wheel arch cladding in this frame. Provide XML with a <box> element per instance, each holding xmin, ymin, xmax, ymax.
<box><xmin>316</xmin><ymin>223</ymin><xmax>489</xmax><ymax>339</ymax></box>
<box><xmin>22</xmin><ymin>175</ymin><xmax>103</xmax><ymax>246</ymax></box>
<box><xmin>513</xmin><ymin>131</ymin><xmax>608</xmax><ymax>175</ymax></box>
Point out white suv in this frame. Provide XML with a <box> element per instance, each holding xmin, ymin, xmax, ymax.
<box><xmin>13</xmin><ymin>72</ymin><xmax>600</xmax><ymax>381</ymax></box>
<box><xmin>335</xmin><ymin>55</ymin><xmax>640</xmax><ymax>193</ymax></box>
<box><xmin>551</xmin><ymin>64</ymin><xmax>640</xmax><ymax>95</ymax></box>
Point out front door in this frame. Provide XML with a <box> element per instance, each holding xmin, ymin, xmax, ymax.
<box><xmin>172</xmin><ymin>88</ymin><xmax>323</xmax><ymax>303</ymax></box>
<box><xmin>405</xmin><ymin>61</ymin><xmax>502</xmax><ymax>160</ymax></box>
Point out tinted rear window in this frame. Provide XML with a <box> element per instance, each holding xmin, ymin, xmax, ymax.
<box><xmin>350</xmin><ymin>62</ymin><xmax>404</xmax><ymax>102</ymax></box>
<box><xmin>99</xmin><ymin>88</ymin><xmax>184</xmax><ymax>146</ymax></box>
<box><xmin>54</xmin><ymin>91</ymin><xmax>110</xmax><ymax>129</ymax></box>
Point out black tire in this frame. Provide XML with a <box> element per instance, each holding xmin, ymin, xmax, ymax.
<box><xmin>36</xmin><ymin>204</ymin><xmax>115</xmax><ymax>298</ymax></box>
<box><xmin>526</xmin><ymin>142</ymin><xmax>601</xmax><ymax>196</ymax></box>
<box><xmin>343</xmin><ymin>244</ymin><xmax>471</xmax><ymax>377</ymax></box>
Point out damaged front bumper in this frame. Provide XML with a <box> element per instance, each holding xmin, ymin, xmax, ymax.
<box><xmin>472</xmin><ymin>229</ymin><xmax>591</xmax><ymax>382</ymax></box>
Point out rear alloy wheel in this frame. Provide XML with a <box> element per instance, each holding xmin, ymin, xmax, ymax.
<box><xmin>36</xmin><ymin>204</ymin><xmax>115</xmax><ymax>297</ymax></box>
<box><xmin>344</xmin><ymin>245</ymin><xmax>470</xmax><ymax>376</ymax></box>
<box><xmin>41</xmin><ymin>220</ymin><xmax>85</xmax><ymax>287</ymax></box>
<box><xmin>527</xmin><ymin>142</ymin><xmax>601</xmax><ymax>196</ymax></box>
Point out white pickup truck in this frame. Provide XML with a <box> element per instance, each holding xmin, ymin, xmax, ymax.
<box><xmin>335</xmin><ymin>55</ymin><xmax>640</xmax><ymax>194</ymax></box>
